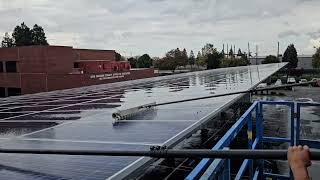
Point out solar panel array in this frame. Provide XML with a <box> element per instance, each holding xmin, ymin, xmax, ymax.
<box><xmin>0</xmin><ymin>63</ymin><xmax>285</xmax><ymax>179</ymax></box>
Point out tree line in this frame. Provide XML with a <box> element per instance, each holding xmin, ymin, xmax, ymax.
<box><xmin>1</xmin><ymin>22</ymin><xmax>49</xmax><ymax>47</ymax></box>
<box><xmin>151</xmin><ymin>43</ymin><xmax>250</xmax><ymax>71</ymax></box>
<box><xmin>312</xmin><ymin>43</ymin><xmax>320</xmax><ymax>69</ymax></box>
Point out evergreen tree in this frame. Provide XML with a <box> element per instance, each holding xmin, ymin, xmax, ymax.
<box><xmin>1</xmin><ymin>32</ymin><xmax>14</xmax><ymax>47</ymax></box>
<box><xmin>237</xmin><ymin>48</ymin><xmax>242</xmax><ymax>56</ymax></box>
<box><xmin>128</xmin><ymin>57</ymin><xmax>137</xmax><ymax>68</ymax></box>
<box><xmin>31</xmin><ymin>24</ymin><xmax>49</xmax><ymax>45</ymax></box>
<box><xmin>207</xmin><ymin>49</ymin><xmax>223</xmax><ymax>69</ymax></box>
<box><xmin>189</xmin><ymin>50</ymin><xmax>195</xmax><ymax>67</ymax></box>
<box><xmin>181</xmin><ymin>48</ymin><xmax>188</xmax><ymax>66</ymax></box>
<box><xmin>283</xmin><ymin>44</ymin><xmax>298</xmax><ymax>68</ymax></box>
<box><xmin>229</xmin><ymin>48</ymin><xmax>234</xmax><ymax>57</ymax></box>
<box><xmin>12</xmin><ymin>22</ymin><xmax>33</xmax><ymax>46</ymax></box>
<box><xmin>312</xmin><ymin>46</ymin><xmax>320</xmax><ymax>69</ymax></box>
<box><xmin>137</xmin><ymin>54</ymin><xmax>153</xmax><ymax>68</ymax></box>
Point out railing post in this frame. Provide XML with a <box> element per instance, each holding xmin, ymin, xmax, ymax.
<box><xmin>256</xmin><ymin>102</ymin><xmax>264</xmax><ymax>179</ymax></box>
<box><xmin>295</xmin><ymin>103</ymin><xmax>301</xmax><ymax>146</ymax></box>
<box><xmin>248</xmin><ymin>113</ymin><xmax>253</xmax><ymax>180</ymax></box>
<box><xmin>222</xmin><ymin>159</ymin><xmax>230</xmax><ymax>180</ymax></box>
<box><xmin>290</xmin><ymin>103</ymin><xmax>295</xmax><ymax>146</ymax></box>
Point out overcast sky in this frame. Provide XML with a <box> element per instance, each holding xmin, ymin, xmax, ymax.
<box><xmin>0</xmin><ymin>0</ymin><xmax>320</xmax><ymax>57</ymax></box>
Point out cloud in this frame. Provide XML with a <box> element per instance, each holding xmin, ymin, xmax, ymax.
<box><xmin>278</xmin><ymin>30</ymin><xmax>300</xmax><ymax>38</ymax></box>
<box><xmin>307</xmin><ymin>30</ymin><xmax>320</xmax><ymax>39</ymax></box>
<box><xmin>0</xmin><ymin>0</ymin><xmax>320</xmax><ymax>56</ymax></box>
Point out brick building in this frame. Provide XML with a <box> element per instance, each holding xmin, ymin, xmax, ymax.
<box><xmin>0</xmin><ymin>46</ymin><xmax>154</xmax><ymax>97</ymax></box>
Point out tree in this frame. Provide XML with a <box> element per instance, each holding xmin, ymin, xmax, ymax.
<box><xmin>189</xmin><ymin>50</ymin><xmax>195</xmax><ymax>67</ymax></box>
<box><xmin>196</xmin><ymin>51</ymin><xmax>206</xmax><ymax>68</ymax></box>
<box><xmin>137</xmin><ymin>54</ymin><xmax>153</xmax><ymax>68</ymax></box>
<box><xmin>181</xmin><ymin>48</ymin><xmax>188</xmax><ymax>66</ymax></box>
<box><xmin>201</xmin><ymin>43</ymin><xmax>214</xmax><ymax>57</ymax></box>
<box><xmin>12</xmin><ymin>22</ymin><xmax>33</xmax><ymax>46</ymax></box>
<box><xmin>207</xmin><ymin>49</ymin><xmax>223</xmax><ymax>69</ymax></box>
<box><xmin>1</xmin><ymin>32</ymin><xmax>14</xmax><ymax>47</ymax></box>
<box><xmin>115</xmin><ymin>52</ymin><xmax>122</xmax><ymax>61</ymax></box>
<box><xmin>229</xmin><ymin>48</ymin><xmax>234</xmax><ymax>57</ymax></box>
<box><xmin>262</xmin><ymin>55</ymin><xmax>280</xmax><ymax>64</ymax></box>
<box><xmin>128</xmin><ymin>57</ymin><xmax>137</xmax><ymax>68</ymax></box>
<box><xmin>312</xmin><ymin>47</ymin><xmax>320</xmax><ymax>69</ymax></box>
<box><xmin>237</xmin><ymin>48</ymin><xmax>242</xmax><ymax>56</ymax></box>
<box><xmin>31</xmin><ymin>24</ymin><xmax>48</xmax><ymax>45</ymax></box>
<box><xmin>282</xmin><ymin>44</ymin><xmax>298</xmax><ymax>68</ymax></box>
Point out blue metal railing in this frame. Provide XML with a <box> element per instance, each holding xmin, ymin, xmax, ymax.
<box><xmin>186</xmin><ymin>100</ymin><xmax>320</xmax><ymax>180</ymax></box>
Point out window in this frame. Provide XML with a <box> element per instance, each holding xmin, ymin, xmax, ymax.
<box><xmin>7</xmin><ymin>88</ymin><xmax>21</xmax><ymax>96</ymax></box>
<box><xmin>5</xmin><ymin>61</ymin><xmax>17</xmax><ymax>72</ymax></box>
<box><xmin>74</xmin><ymin>62</ymin><xmax>79</xmax><ymax>68</ymax></box>
<box><xmin>0</xmin><ymin>87</ymin><xmax>5</xmax><ymax>97</ymax></box>
<box><xmin>0</xmin><ymin>62</ymin><xmax>3</xmax><ymax>72</ymax></box>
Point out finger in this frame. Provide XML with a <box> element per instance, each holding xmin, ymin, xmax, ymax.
<box><xmin>288</xmin><ymin>146</ymin><xmax>293</xmax><ymax>152</ymax></box>
<box><xmin>303</xmin><ymin>145</ymin><xmax>309</xmax><ymax>151</ymax></box>
<box><xmin>298</xmin><ymin>145</ymin><xmax>303</xmax><ymax>150</ymax></box>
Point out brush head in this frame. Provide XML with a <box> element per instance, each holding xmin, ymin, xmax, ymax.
<box><xmin>112</xmin><ymin>102</ymin><xmax>156</xmax><ymax>125</ymax></box>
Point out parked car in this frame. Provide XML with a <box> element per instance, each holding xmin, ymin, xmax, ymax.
<box><xmin>299</xmin><ymin>79</ymin><xmax>308</xmax><ymax>86</ymax></box>
<box><xmin>312</xmin><ymin>78</ymin><xmax>320</xmax><ymax>87</ymax></box>
<box><xmin>287</xmin><ymin>77</ymin><xmax>296</xmax><ymax>84</ymax></box>
<box><xmin>274</xmin><ymin>79</ymin><xmax>282</xmax><ymax>86</ymax></box>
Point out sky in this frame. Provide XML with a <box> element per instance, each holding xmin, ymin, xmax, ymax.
<box><xmin>0</xmin><ymin>0</ymin><xmax>320</xmax><ymax>57</ymax></box>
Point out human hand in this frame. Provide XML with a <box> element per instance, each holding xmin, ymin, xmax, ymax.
<box><xmin>288</xmin><ymin>145</ymin><xmax>311</xmax><ymax>180</ymax></box>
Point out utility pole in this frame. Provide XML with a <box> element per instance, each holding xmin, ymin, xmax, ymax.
<box><xmin>233</xmin><ymin>45</ymin><xmax>235</xmax><ymax>56</ymax></box>
<box><xmin>277</xmin><ymin>41</ymin><xmax>280</xmax><ymax>61</ymax></box>
<box><xmin>227</xmin><ymin>44</ymin><xmax>229</xmax><ymax>58</ymax></box>
<box><xmin>248</xmin><ymin>42</ymin><xmax>250</xmax><ymax>64</ymax></box>
<box><xmin>223</xmin><ymin>44</ymin><xmax>225</xmax><ymax>56</ymax></box>
<box><xmin>255</xmin><ymin>45</ymin><xmax>258</xmax><ymax>65</ymax></box>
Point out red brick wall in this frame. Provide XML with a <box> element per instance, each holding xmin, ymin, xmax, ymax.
<box><xmin>0</xmin><ymin>47</ymin><xmax>19</xmax><ymax>60</ymax></box>
<box><xmin>73</xmin><ymin>49</ymin><xmax>116</xmax><ymax>61</ymax></box>
<box><xmin>15</xmin><ymin>46</ymin><xmax>74</xmax><ymax>74</ymax></box>
<box><xmin>20</xmin><ymin>74</ymin><xmax>47</xmax><ymax>94</ymax></box>
<box><xmin>77</xmin><ymin>61</ymin><xmax>130</xmax><ymax>73</ymax></box>
<box><xmin>46</xmin><ymin>68</ymin><xmax>154</xmax><ymax>92</ymax></box>
<box><xmin>45</xmin><ymin>46</ymin><xmax>74</xmax><ymax>74</ymax></box>
<box><xmin>0</xmin><ymin>73</ymin><xmax>20</xmax><ymax>87</ymax></box>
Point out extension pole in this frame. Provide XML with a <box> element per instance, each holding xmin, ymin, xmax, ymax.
<box><xmin>0</xmin><ymin>149</ymin><xmax>320</xmax><ymax>160</ymax></box>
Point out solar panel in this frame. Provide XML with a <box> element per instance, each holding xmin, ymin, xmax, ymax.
<box><xmin>0</xmin><ymin>63</ymin><xmax>286</xmax><ymax>179</ymax></box>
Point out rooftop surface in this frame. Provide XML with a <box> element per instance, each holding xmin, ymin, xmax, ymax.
<box><xmin>0</xmin><ymin>63</ymin><xmax>286</xmax><ymax>180</ymax></box>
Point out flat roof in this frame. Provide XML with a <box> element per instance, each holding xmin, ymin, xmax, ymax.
<box><xmin>0</xmin><ymin>63</ymin><xmax>286</xmax><ymax>179</ymax></box>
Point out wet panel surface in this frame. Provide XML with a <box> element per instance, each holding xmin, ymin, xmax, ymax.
<box><xmin>0</xmin><ymin>64</ymin><xmax>286</xmax><ymax>179</ymax></box>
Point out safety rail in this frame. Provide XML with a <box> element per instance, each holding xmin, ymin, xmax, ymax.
<box><xmin>186</xmin><ymin>100</ymin><xmax>320</xmax><ymax>180</ymax></box>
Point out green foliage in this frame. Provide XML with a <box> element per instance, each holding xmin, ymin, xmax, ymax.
<box><xmin>312</xmin><ymin>47</ymin><xmax>320</xmax><ymax>69</ymax></box>
<box><xmin>12</xmin><ymin>22</ymin><xmax>33</xmax><ymax>46</ymax></box>
<box><xmin>262</xmin><ymin>55</ymin><xmax>280</xmax><ymax>64</ymax></box>
<box><xmin>201</xmin><ymin>43</ymin><xmax>214</xmax><ymax>57</ymax></box>
<box><xmin>1</xmin><ymin>32</ymin><xmax>14</xmax><ymax>47</ymax></box>
<box><xmin>221</xmin><ymin>57</ymin><xmax>249</xmax><ymax>68</ymax></box>
<box><xmin>3</xmin><ymin>22</ymin><xmax>49</xmax><ymax>47</ymax></box>
<box><xmin>181</xmin><ymin>48</ymin><xmax>188</xmax><ymax>66</ymax></box>
<box><xmin>196</xmin><ymin>51</ymin><xmax>206</xmax><ymax>67</ymax></box>
<box><xmin>115</xmin><ymin>52</ymin><xmax>121</xmax><ymax>61</ymax></box>
<box><xmin>137</xmin><ymin>54</ymin><xmax>153</xmax><ymax>68</ymax></box>
<box><xmin>283</xmin><ymin>44</ymin><xmax>298</xmax><ymax>68</ymax></box>
<box><xmin>207</xmin><ymin>49</ymin><xmax>223</xmax><ymax>69</ymax></box>
<box><xmin>155</xmin><ymin>57</ymin><xmax>176</xmax><ymax>70</ymax></box>
<box><xmin>229</xmin><ymin>48</ymin><xmax>234</xmax><ymax>57</ymax></box>
<box><xmin>31</xmin><ymin>24</ymin><xmax>48</xmax><ymax>45</ymax></box>
<box><xmin>188</xmin><ymin>50</ymin><xmax>195</xmax><ymax>66</ymax></box>
<box><xmin>128</xmin><ymin>57</ymin><xmax>137</xmax><ymax>68</ymax></box>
